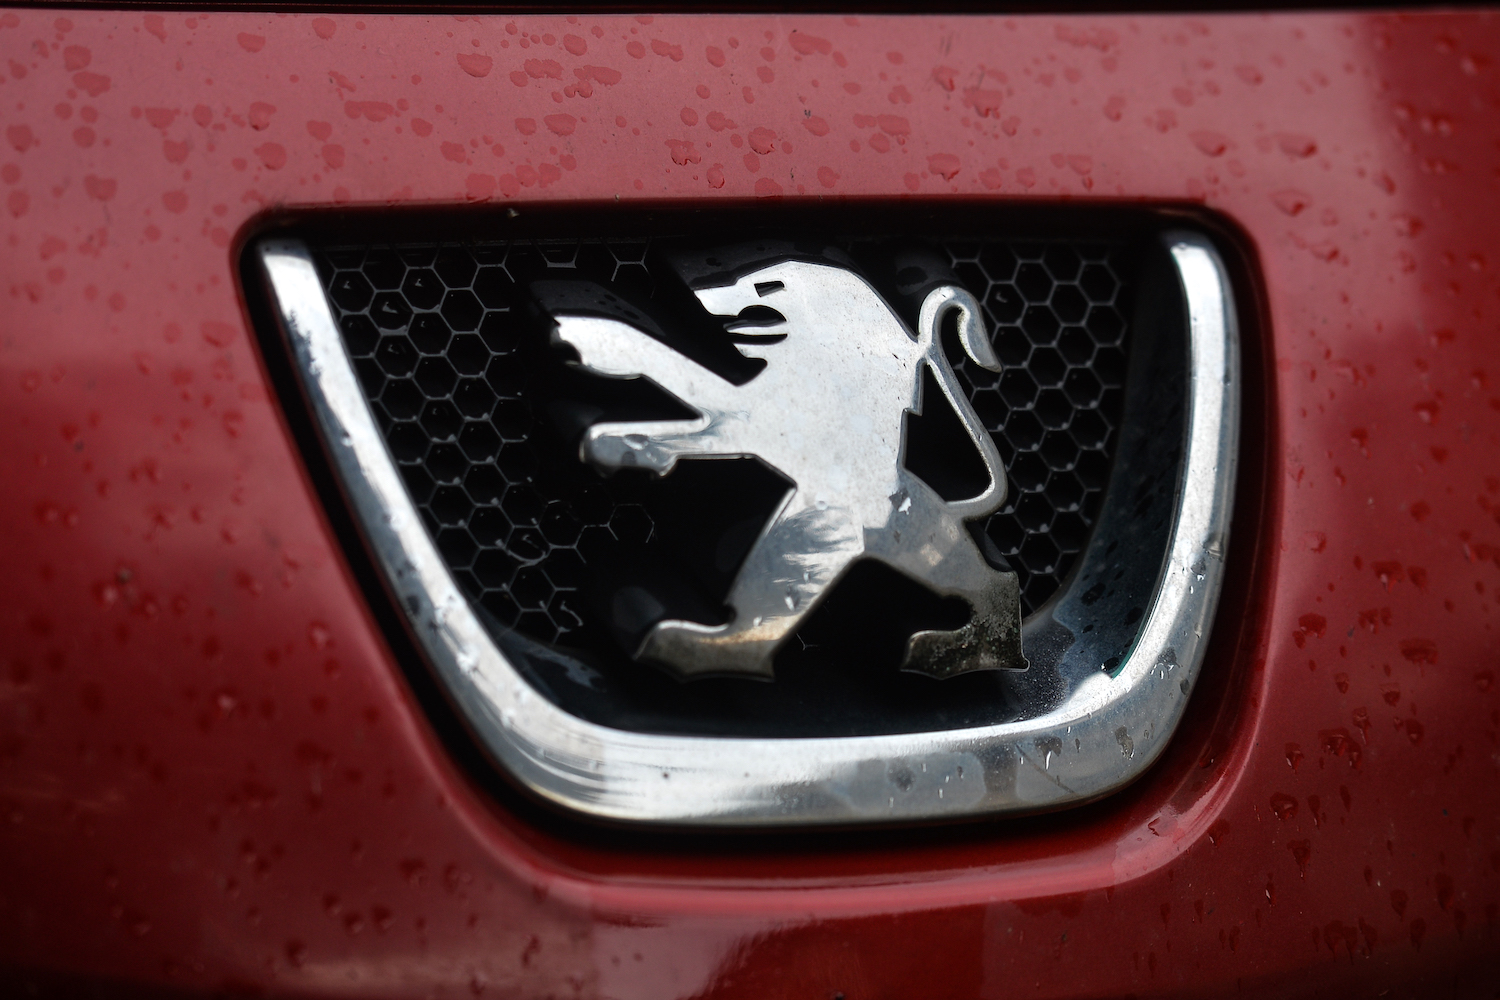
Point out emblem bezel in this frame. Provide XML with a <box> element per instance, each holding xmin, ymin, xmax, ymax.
<box><xmin>255</xmin><ymin>229</ymin><xmax>1238</xmax><ymax>827</ymax></box>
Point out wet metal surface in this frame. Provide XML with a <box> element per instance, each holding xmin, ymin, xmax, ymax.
<box><xmin>551</xmin><ymin>259</ymin><xmax>1023</xmax><ymax>680</ymax></box>
<box><xmin>257</xmin><ymin>227</ymin><xmax>1235</xmax><ymax>827</ymax></box>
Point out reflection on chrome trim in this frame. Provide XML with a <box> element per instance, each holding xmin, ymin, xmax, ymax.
<box><xmin>258</xmin><ymin>232</ymin><xmax>1238</xmax><ymax>827</ymax></box>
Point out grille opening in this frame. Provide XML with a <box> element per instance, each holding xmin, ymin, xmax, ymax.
<box><xmin>904</xmin><ymin>361</ymin><xmax>994</xmax><ymax>504</ymax></box>
<box><xmin>286</xmin><ymin>209</ymin><xmax>1154</xmax><ymax>738</ymax></box>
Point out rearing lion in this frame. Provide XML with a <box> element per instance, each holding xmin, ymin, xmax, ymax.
<box><xmin>548</xmin><ymin>258</ymin><xmax>1026</xmax><ymax>681</ymax></box>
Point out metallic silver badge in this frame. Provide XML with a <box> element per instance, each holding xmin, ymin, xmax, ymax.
<box><xmin>546</xmin><ymin>258</ymin><xmax>1025</xmax><ymax>681</ymax></box>
<box><xmin>257</xmin><ymin>228</ymin><xmax>1238</xmax><ymax>828</ymax></box>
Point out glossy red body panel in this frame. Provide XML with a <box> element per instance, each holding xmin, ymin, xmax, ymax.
<box><xmin>2</xmin><ymin>8</ymin><xmax>1499</xmax><ymax>996</ymax></box>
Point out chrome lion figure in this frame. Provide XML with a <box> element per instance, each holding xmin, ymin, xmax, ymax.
<box><xmin>548</xmin><ymin>258</ymin><xmax>1026</xmax><ymax>681</ymax></box>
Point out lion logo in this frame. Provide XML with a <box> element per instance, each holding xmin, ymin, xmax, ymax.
<box><xmin>545</xmin><ymin>256</ymin><xmax>1026</xmax><ymax>681</ymax></box>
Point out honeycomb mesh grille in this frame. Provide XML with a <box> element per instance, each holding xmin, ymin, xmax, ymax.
<box><xmin>313</xmin><ymin>237</ymin><xmax>1129</xmax><ymax>650</ymax></box>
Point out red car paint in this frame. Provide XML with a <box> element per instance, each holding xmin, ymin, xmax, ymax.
<box><xmin>2</xmin><ymin>8</ymin><xmax>1499</xmax><ymax>996</ymax></box>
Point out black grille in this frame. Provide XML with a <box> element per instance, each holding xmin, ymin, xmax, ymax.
<box><xmin>313</xmin><ymin>235</ymin><xmax>1128</xmax><ymax>657</ymax></box>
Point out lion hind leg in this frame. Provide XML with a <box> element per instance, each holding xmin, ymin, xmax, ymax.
<box><xmin>902</xmin><ymin>570</ymin><xmax>1026</xmax><ymax>679</ymax></box>
<box><xmin>638</xmin><ymin>620</ymin><xmax>784</xmax><ymax>680</ymax></box>
<box><xmin>639</xmin><ymin>499</ymin><xmax>863</xmax><ymax>680</ymax></box>
<box><xmin>866</xmin><ymin>485</ymin><xmax>1027</xmax><ymax>678</ymax></box>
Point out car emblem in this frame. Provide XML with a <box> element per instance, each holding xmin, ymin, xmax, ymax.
<box><xmin>255</xmin><ymin>221</ymin><xmax>1239</xmax><ymax>828</ymax></box>
<box><xmin>542</xmin><ymin>254</ymin><xmax>1025</xmax><ymax>681</ymax></box>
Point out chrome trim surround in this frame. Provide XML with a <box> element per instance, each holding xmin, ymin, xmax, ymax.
<box><xmin>258</xmin><ymin>232</ymin><xmax>1238</xmax><ymax>827</ymax></box>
